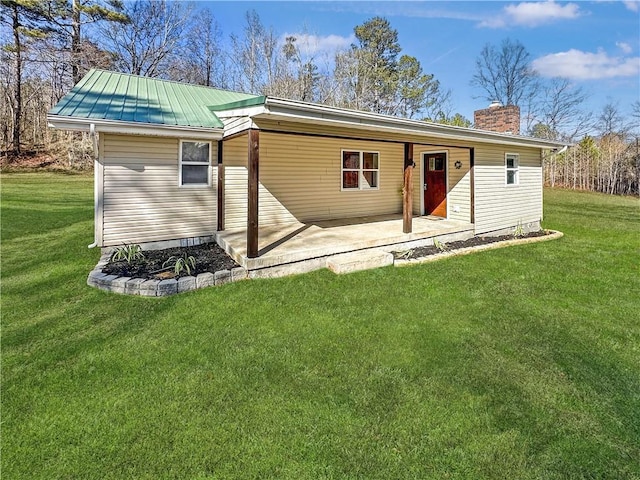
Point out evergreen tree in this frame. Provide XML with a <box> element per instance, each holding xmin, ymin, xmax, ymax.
<box><xmin>334</xmin><ymin>16</ymin><xmax>445</xmax><ymax>118</ymax></box>
<box><xmin>1</xmin><ymin>0</ymin><xmax>49</xmax><ymax>154</ymax></box>
<box><xmin>41</xmin><ymin>1</ymin><xmax>127</xmax><ymax>83</ymax></box>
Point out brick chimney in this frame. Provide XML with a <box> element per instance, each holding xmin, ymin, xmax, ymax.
<box><xmin>474</xmin><ymin>101</ymin><xmax>520</xmax><ymax>134</ymax></box>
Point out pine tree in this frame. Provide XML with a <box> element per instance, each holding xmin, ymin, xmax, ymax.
<box><xmin>1</xmin><ymin>0</ymin><xmax>48</xmax><ymax>154</ymax></box>
<box><xmin>45</xmin><ymin>0</ymin><xmax>128</xmax><ymax>83</ymax></box>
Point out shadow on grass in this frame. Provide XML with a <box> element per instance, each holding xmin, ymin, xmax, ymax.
<box><xmin>1</xmin><ymin>206</ymin><xmax>94</xmax><ymax>242</ymax></box>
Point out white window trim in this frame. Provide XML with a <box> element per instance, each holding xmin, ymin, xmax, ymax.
<box><xmin>505</xmin><ymin>152</ymin><xmax>519</xmax><ymax>186</ymax></box>
<box><xmin>179</xmin><ymin>139</ymin><xmax>212</xmax><ymax>187</ymax></box>
<box><xmin>340</xmin><ymin>149</ymin><xmax>380</xmax><ymax>191</ymax></box>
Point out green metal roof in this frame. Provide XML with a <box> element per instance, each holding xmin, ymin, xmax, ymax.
<box><xmin>49</xmin><ymin>69</ymin><xmax>264</xmax><ymax>129</ymax></box>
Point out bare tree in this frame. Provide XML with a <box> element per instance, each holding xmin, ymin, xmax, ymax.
<box><xmin>180</xmin><ymin>8</ymin><xmax>223</xmax><ymax>87</ymax></box>
<box><xmin>597</xmin><ymin>101</ymin><xmax>629</xmax><ymax>137</ymax></box>
<box><xmin>471</xmin><ymin>38</ymin><xmax>538</xmax><ymax>107</ymax></box>
<box><xmin>632</xmin><ymin>100</ymin><xmax>640</xmax><ymax>130</ymax></box>
<box><xmin>228</xmin><ymin>10</ymin><xmax>278</xmax><ymax>94</ymax></box>
<box><xmin>528</xmin><ymin>78</ymin><xmax>591</xmax><ymax>141</ymax></box>
<box><xmin>100</xmin><ymin>0</ymin><xmax>191</xmax><ymax>78</ymax></box>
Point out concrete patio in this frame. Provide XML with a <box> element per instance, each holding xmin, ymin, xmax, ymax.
<box><xmin>215</xmin><ymin>215</ymin><xmax>475</xmax><ymax>277</ymax></box>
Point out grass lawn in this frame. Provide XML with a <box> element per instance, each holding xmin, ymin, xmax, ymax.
<box><xmin>2</xmin><ymin>173</ymin><xmax>639</xmax><ymax>479</ymax></box>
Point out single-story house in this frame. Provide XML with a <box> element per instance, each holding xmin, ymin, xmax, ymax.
<box><xmin>48</xmin><ymin>69</ymin><xmax>566</xmax><ymax>274</ymax></box>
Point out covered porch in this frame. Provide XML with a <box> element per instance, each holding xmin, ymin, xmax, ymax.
<box><xmin>215</xmin><ymin>214</ymin><xmax>475</xmax><ymax>275</ymax></box>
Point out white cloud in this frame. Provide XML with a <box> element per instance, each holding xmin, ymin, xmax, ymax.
<box><xmin>616</xmin><ymin>41</ymin><xmax>633</xmax><ymax>54</ymax></box>
<box><xmin>480</xmin><ymin>0</ymin><xmax>582</xmax><ymax>28</ymax></box>
<box><xmin>280</xmin><ymin>33</ymin><xmax>354</xmax><ymax>57</ymax></box>
<box><xmin>532</xmin><ymin>49</ymin><xmax>640</xmax><ymax>80</ymax></box>
<box><xmin>623</xmin><ymin>1</ymin><xmax>639</xmax><ymax>12</ymax></box>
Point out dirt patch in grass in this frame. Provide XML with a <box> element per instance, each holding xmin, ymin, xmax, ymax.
<box><xmin>1</xmin><ymin>151</ymin><xmax>68</xmax><ymax>171</ymax></box>
<box><xmin>102</xmin><ymin>242</ymin><xmax>239</xmax><ymax>280</ymax></box>
<box><xmin>394</xmin><ymin>230</ymin><xmax>552</xmax><ymax>260</ymax></box>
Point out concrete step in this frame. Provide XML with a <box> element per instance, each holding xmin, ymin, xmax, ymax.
<box><xmin>326</xmin><ymin>249</ymin><xmax>394</xmax><ymax>274</ymax></box>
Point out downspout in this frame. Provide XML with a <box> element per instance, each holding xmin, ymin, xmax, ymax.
<box><xmin>88</xmin><ymin>123</ymin><xmax>99</xmax><ymax>248</ymax></box>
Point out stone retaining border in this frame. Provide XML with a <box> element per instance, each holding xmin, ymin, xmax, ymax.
<box><xmin>87</xmin><ymin>253</ymin><xmax>248</xmax><ymax>296</ymax></box>
<box><xmin>393</xmin><ymin>230</ymin><xmax>564</xmax><ymax>267</ymax></box>
<box><xmin>87</xmin><ymin>230</ymin><xmax>563</xmax><ymax>295</ymax></box>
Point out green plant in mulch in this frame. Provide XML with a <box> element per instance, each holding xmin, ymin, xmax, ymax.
<box><xmin>110</xmin><ymin>244</ymin><xmax>144</xmax><ymax>263</ymax></box>
<box><xmin>395</xmin><ymin>248</ymin><xmax>414</xmax><ymax>259</ymax></box>
<box><xmin>513</xmin><ymin>220</ymin><xmax>525</xmax><ymax>238</ymax></box>
<box><xmin>433</xmin><ymin>238</ymin><xmax>448</xmax><ymax>252</ymax></box>
<box><xmin>163</xmin><ymin>253</ymin><xmax>196</xmax><ymax>276</ymax></box>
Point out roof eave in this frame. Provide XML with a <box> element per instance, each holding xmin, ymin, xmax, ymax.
<box><xmin>47</xmin><ymin>115</ymin><xmax>224</xmax><ymax>140</ymax></box>
<box><xmin>261</xmin><ymin>97</ymin><xmax>569</xmax><ymax>150</ymax></box>
<box><xmin>208</xmin><ymin>96</ymin><xmax>266</xmax><ymax>112</ymax></box>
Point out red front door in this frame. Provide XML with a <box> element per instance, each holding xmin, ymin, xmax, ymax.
<box><xmin>424</xmin><ymin>153</ymin><xmax>447</xmax><ymax>217</ymax></box>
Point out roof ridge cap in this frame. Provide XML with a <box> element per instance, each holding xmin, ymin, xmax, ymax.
<box><xmin>88</xmin><ymin>68</ymin><xmax>259</xmax><ymax>98</ymax></box>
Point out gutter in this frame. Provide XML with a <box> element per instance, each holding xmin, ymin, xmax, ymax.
<box><xmin>47</xmin><ymin>115</ymin><xmax>224</xmax><ymax>140</ymax></box>
<box><xmin>555</xmin><ymin>145</ymin><xmax>569</xmax><ymax>155</ymax></box>
<box><xmin>89</xmin><ymin>123</ymin><xmax>98</xmax><ymax>159</ymax></box>
<box><xmin>88</xmin><ymin>122</ymin><xmax>98</xmax><ymax>248</ymax></box>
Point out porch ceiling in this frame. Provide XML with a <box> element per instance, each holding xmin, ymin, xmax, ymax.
<box><xmin>216</xmin><ymin>214</ymin><xmax>474</xmax><ymax>271</ymax></box>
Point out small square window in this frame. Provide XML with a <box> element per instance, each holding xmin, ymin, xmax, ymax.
<box><xmin>343</xmin><ymin>152</ymin><xmax>360</xmax><ymax>170</ymax></box>
<box><xmin>180</xmin><ymin>140</ymin><xmax>211</xmax><ymax>186</ymax></box>
<box><xmin>362</xmin><ymin>170</ymin><xmax>378</xmax><ymax>188</ymax></box>
<box><xmin>341</xmin><ymin>150</ymin><xmax>380</xmax><ymax>191</ymax></box>
<box><xmin>363</xmin><ymin>152</ymin><xmax>378</xmax><ymax>169</ymax></box>
<box><xmin>343</xmin><ymin>171</ymin><xmax>359</xmax><ymax>189</ymax></box>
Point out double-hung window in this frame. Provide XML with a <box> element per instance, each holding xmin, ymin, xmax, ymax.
<box><xmin>342</xmin><ymin>150</ymin><xmax>379</xmax><ymax>190</ymax></box>
<box><xmin>506</xmin><ymin>153</ymin><xmax>519</xmax><ymax>185</ymax></box>
<box><xmin>180</xmin><ymin>140</ymin><xmax>211</xmax><ymax>186</ymax></box>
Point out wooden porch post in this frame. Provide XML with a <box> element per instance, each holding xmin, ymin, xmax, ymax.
<box><xmin>403</xmin><ymin>142</ymin><xmax>414</xmax><ymax>233</ymax></box>
<box><xmin>469</xmin><ymin>148</ymin><xmax>475</xmax><ymax>224</ymax></box>
<box><xmin>247</xmin><ymin>129</ymin><xmax>259</xmax><ymax>258</ymax></box>
<box><xmin>217</xmin><ymin>139</ymin><xmax>224</xmax><ymax>231</ymax></box>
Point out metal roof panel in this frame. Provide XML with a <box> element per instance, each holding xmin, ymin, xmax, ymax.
<box><xmin>50</xmin><ymin>69</ymin><xmax>263</xmax><ymax>129</ymax></box>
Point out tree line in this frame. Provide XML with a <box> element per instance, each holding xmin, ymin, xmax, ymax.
<box><xmin>472</xmin><ymin>38</ymin><xmax>639</xmax><ymax>196</ymax></box>
<box><xmin>1</xmin><ymin>1</ymin><xmax>638</xmax><ymax>195</ymax></box>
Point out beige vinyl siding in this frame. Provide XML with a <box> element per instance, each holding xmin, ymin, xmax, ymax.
<box><xmin>223</xmin><ymin>133</ymin><xmax>249</xmax><ymax>230</ymax></box>
<box><xmin>226</xmin><ymin>120</ymin><xmax>541</xmax><ymax>233</ymax></box>
<box><xmin>412</xmin><ymin>146</ymin><xmax>471</xmax><ymax>222</ymax></box>
<box><xmin>260</xmin><ymin>132</ymin><xmax>404</xmax><ymax>223</ymax></box>
<box><xmin>223</xmin><ymin>132</ymin><xmax>301</xmax><ymax>230</ymax></box>
<box><xmin>223</xmin><ymin>131</ymin><xmax>405</xmax><ymax>229</ymax></box>
<box><xmin>473</xmin><ymin>146</ymin><xmax>542</xmax><ymax>234</ymax></box>
<box><xmin>101</xmin><ymin>134</ymin><xmax>217</xmax><ymax>246</ymax></box>
<box><xmin>446</xmin><ymin>149</ymin><xmax>472</xmax><ymax>222</ymax></box>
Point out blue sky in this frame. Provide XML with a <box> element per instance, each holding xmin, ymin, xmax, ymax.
<box><xmin>206</xmin><ymin>1</ymin><xmax>640</xmax><ymax>123</ymax></box>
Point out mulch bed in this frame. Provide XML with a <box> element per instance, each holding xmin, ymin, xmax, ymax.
<box><xmin>394</xmin><ymin>230</ymin><xmax>551</xmax><ymax>260</ymax></box>
<box><xmin>102</xmin><ymin>242</ymin><xmax>239</xmax><ymax>280</ymax></box>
